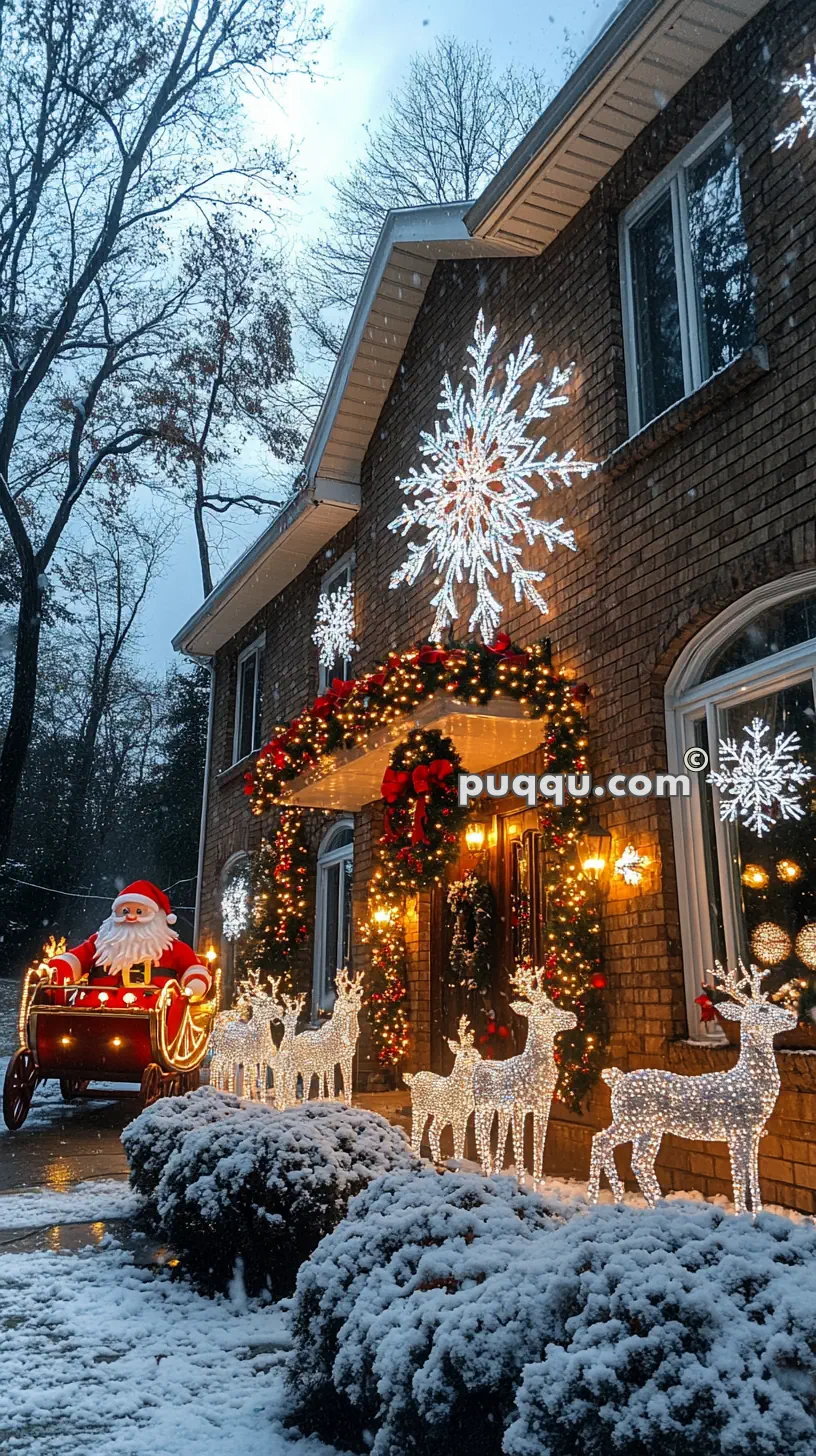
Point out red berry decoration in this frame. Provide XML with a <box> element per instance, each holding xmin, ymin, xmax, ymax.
<box><xmin>497</xmin><ymin>1024</ymin><xmax>509</xmax><ymax>1038</ymax></box>
<box><xmin>486</xmin><ymin>1020</ymin><xmax>497</xmax><ymax>1034</ymax></box>
<box><xmin>591</xmin><ymin>972</ymin><xmax>606</xmax><ymax>989</ymax></box>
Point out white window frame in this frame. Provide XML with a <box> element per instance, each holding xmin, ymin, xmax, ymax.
<box><xmin>312</xmin><ymin>818</ymin><xmax>354</xmax><ymax>1017</ymax></box>
<box><xmin>317</xmin><ymin>549</ymin><xmax>356</xmax><ymax>694</ymax></box>
<box><xmin>665</xmin><ymin>570</ymin><xmax>816</xmax><ymax>1040</ymax></box>
<box><xmin>232</xmin><ymin>634</ymin><xmax>265</xmax><ymax>765</ymax></box>
<box><xmin>620</xmin><ymin>105</ymin><xmax>745</xmax><ymax>435</ymax></box>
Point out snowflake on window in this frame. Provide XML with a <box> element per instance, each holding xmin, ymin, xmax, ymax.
<box><xmin>387</xmin><ymin>311</ymin><xmax>597</xmax><ymax>642</ymax></box>
<box><xmin>221</xmin><ymin>869</ymin><xmax>250</xmax><ymax>941</ymax></box>
<box><xmin>707</xmin><ymin>716</ymin><xmax>814</xmax><ymax>838</ymax></box>
<box><xmin>773</xmin><ymin>57</ymin><xmax>816</xmax><ymax>151</ymax></box>
<box><xmin>312</xmin><ymin>581</ymin><xmax>358</xmax><ymax>670</ymax></box>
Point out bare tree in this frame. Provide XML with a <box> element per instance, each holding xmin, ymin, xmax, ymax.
<box><xmin>148</xmin><ymin>214</ymin><xmax>303</xmax><ymax>596</ymax></box>
<box><xmin>299</xmin><ymin>37</ymin><xmax>558</xmax><ymax>362</ymax></box>
<box><xmin>0</xmin><ymin>0</ymin><xmax>324</xmax><ymax>861</ymax></box>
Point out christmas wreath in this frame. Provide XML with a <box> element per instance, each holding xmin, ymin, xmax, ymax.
<box><xmin>377</xmin><ymin>728</ymin><xmax>468</xmax><ymax>889</ymax></box>
<box><xmin>447</xmin><ymin>873</ymin><xmax>495</xmax><ymax>992</ymax></box>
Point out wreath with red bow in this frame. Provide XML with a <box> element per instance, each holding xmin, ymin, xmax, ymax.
<box><xmin>378</xmin><ymin>728</ymin><xmax>469</xmax><ymax>889</ymax></box>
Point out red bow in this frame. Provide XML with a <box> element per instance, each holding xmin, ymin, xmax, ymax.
<box><xmin>487</xmin><ymin>631</ymin><xmax>529</xmax><ymax>666</ymax></box>
<box><xmin>311</xmin><ymin>693</ymin><xmax>334</xmax><ymax>720</ymax></box>
<box><xmin>329</xmin><ymin>677</ymin><xmax>356</xmax><ymax>702</ymax></box>
<box><xmin>381</xmin><ymin>766</ymin><xmax>411</xmax><ymax>840</ymax></box>
<box><xmin>410</xmin><ymin>759</ymin><xmax>453</xmax><ymax>844</ymax></box>
<box><xmin>695</xmin><ymin>992</ymin><xmax>718</xmax><ymax>1024</ymax></box>
<box><xmin>361</xmin><ymin>668</ymin><xmax>388</xmax><ymax>691</ymax></box>
<box><xmin>417</xmin><ymin>645</ymin><xmax>448</xmax><ymax>666</ymax></box>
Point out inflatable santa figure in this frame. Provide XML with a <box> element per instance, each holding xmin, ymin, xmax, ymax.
<box><xmin>48</xmin><ymin>881</ymin><xmax>212</xmax><ymax>1001</ymax></box>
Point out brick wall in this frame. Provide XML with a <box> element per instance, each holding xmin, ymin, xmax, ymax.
<box><xmin>198</xmin><ymin>0</ymin><xmax>816</xmax><ymax>1207</ymax></box>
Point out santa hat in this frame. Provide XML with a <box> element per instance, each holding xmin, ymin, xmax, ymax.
<box><xmin>112</xmin><ymin>881</ymin><xmax>177</xmax><ymax>926</ymax></box>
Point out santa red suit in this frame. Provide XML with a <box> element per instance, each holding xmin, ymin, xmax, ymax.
<box><xmin>48</xmin><ymin>881</ymin><xmax>212</xmax><ymax>1001</ymax></box>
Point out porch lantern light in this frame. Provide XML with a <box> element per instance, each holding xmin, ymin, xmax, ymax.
<box><xmin>464</xmin><ymin>821</ymin><xmax>487</xmax><ymax>854</ymax></box>
<box><xmin>578</xmin><ymin>818</ymin><xmax>611</xmax><ymax>883</ymax></box>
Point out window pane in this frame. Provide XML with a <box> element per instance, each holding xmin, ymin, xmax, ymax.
<box><xmin>702</xmin><ymin>595</ymin><xmax>816</xmax><ymax>682</ymax></box>
<box><xmin>716</xmin><ymin>680</ymin><xmax>816</xmax><ymax>997</ymax></box>
<box><xmin>694</xmin><ymin>717</ymin><xmax>726</xmax><ymax>965</ymax></box>
<box><xmin>253</xmin><ymin>654</ymin><xmax>263</xmax><ymax>750</ymax></box>
<box><xmin>629</xmin><ymin>191</ymin><xmax>685</xmax><ymax>426</ymax></box>
<box><xmin>341</xmin><ymin>856</ymin><xmax>353</xmax><ymax>968</ymax></box>
<box><xmin>321</xmin><ymin>862</ymin><xmax>341</xmax><ymax>1007</ymax></box>
<box><xmin>687</xmin><ymin>130</ymin><xmax>755</xmax><ymax>379</ymax></box>
<box><xmin>236</xmin><ymin>654</ymin><xmax>256</xmax><ymax>761</ymax></box>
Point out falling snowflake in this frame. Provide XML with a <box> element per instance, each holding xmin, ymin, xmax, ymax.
<box><xmin>387</xmin><ymin>311</ymin><xmax>597</xmax><ymax>642</ymax></box>
<box><xmin>312</xmin><ymin>581</ymin><xmax>358</xmax><ymax>670</ymax></box>
<box><xmin>773</xmin><ymin>57</ymin><xmax>816</xmax><ymax>150</ymax></box>
<box><xmin>221</xmin><ymin>870</ymin><xmax>250</xmax><ymax>941</ymax></box>
<box><xmin>707</xmin><ymin>716</ymin><xmax>814</xmax><ymax>838</ymax></box>
<box><xmin>613</xmin><ymin>844</ymin><xmax>650</xmax><ymax>886</ymax></box>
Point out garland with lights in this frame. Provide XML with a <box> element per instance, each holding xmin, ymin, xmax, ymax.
<box><xmin>447</xmin><ymin>873</ymin><xmax>495</xmax><ymax>993</ymax></box>
<box><xmin>359</xmin><ymin>894</ymin><xmax>410</xmax><ymax>1069</ymax></box>
<box><xmin>378</xmin><ymin>728</ymin><xmax>467</xmax><ymax>890</ymax></box>
<box><xmin>236</xmin><ymin>811</ymin><xmax>310</xmax><ymax>986</ymax></box>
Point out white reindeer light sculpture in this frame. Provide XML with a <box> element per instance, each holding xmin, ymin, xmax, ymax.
<box><xmin>210</xmin><ymin>971</ymin><xmax>283</xmax><ymax>1099</ymax></box>
<box><xmin>271</xmin><ymin>991</ymin><xmax>307</xmax><ymax>1109</ymax></box>
<box><xmin>404</xmin><ymin>1015</ymin><xmax>482</xmax><ymax>1161</ymax></box>
<box><xmin>289</xmin><ymin>969</ymin><xmax>364</xmax><ymax>1104</ymax></box>
<box><xmin>588</xmin><ymin>960</ymin><xmax>797</xmax><ymax>1215</ymax></box>
<box><xmin>473</xmin><ymin>966</ymin><xmax>577</xmax><ymax>1177</ymax></box>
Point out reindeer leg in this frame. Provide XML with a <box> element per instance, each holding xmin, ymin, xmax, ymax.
<box><xmin>341</xmin><ymin>1058</ymin><xmax>353</xmax><ymax>1104</ymax></box>
<box><xmin>588</xmin><ymin>1127</ymin><xmax>626</xmax><ymax>1203</ymax></box>
<box><xmin>428</xmin><ymin>1117</ymin><xmax>442</xmax><ymax>1164</ymax></box>
<box><xmin>475</xmin><ymin>1107</ymin><xmax>493</xmax><ymax>1175</ymax></box>
<box><xmin>749</xmin><ymin>1131</ymin><xmax>763</xmax><ymax>1216</ymax></box>
<box><xmin>631</xmin><ymin>1131</ymin><xmax>663</xmax><ymax>1207</ymax></box>
<box><xmin>533</xmin><ymin>1103</ymin><xmax>551</xmax><ymax>1181</ymax></box>
<box><xmin>451</xmin><ymin>1118</ymin><xmax>466</xmax><ymax>1161</ymax></box>
<box><xmin>495</xmin><ymin>1110</ymin><xmax>510</xmax><ymax>1174</ymax></box>
<box><xmin>410</xmin><ymin>1109</ymin><xmax>426</xmax><ymax>1158</ymax></box>
<box><xmin>728</xmin><ymin>1134</ymin><xmax>751</xmax><ymax>1216</ymax></box>
<box><xmin>511</xmin><ymin>1105</ymin><xmax>525</xmax><ymax>1176</ymax></box>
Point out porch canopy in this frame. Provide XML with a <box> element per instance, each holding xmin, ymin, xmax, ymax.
<box><xmin>278</xmin><ymin>694</ymin><xmax>545</xmax><ymax>812</ymax></box>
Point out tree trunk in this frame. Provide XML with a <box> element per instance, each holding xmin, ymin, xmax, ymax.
<box><xmin>0</xmin><ymin>560</ymin><xmax>44</xmax><ymax>863</ymax></box>
<box><xmin>194</xmin><ymin>465</ymin><xmax>213</xmax><ymax>597</ymax></box>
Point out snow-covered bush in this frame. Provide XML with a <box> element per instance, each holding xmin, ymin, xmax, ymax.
<box><xmin>122</xmin><ymin>1086</ymin><xmax>242</xmax><ymax>1201</ymax></box>
<box><xmin>287</xmin><ymin>1192</ymin><xmax>816</xmax><ymax>1456</ymax></box>
<box><xmin>155</xmin><ymin>1101</ymin><xmax>419</xmax><ymax>1297</ymax></box>
<box><xmin>285</xmin><ymin>1168</ymin><xmax>575</xmax><ymax>1452</ymax></box>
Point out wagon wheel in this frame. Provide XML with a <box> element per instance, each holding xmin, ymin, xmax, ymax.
<box><xmin>3</xmin><ymin>1049</ymin><xmax>39</xmax><ymax>1130</ymax></box>
<box><xmin>60</xmin><ymin>1077</ymin><xmax>89</xmax><ymax>1101</ymax></box>
<box><xmin>140</xmin><ymin>1062</ymin><xmax>163</xmax><ymax>1108</ymax></box>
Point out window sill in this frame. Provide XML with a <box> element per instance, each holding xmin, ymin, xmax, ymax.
<box><xmin>217</xmin><ymin>754</ymin><xmax>257</xmax><ymax>789</ymax></box>
<box><xmin>600</xmin><ymin>345</ymin><xmax>769</xmax><ymax>479</ymax></box>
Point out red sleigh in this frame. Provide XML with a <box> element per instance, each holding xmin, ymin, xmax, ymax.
<box><xmin>3</xmin><ymin>947</ymin><xmax>221</xmax><ymax>1130</ymax></box>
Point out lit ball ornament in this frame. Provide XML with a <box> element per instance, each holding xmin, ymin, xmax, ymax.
<box><xmin>776</xmin><ymin>858</ymin><xmax>803</xmax><ymax>883</ymax></box>
<box><xmin>750</xmin><ymin>921</ymin><xmax>792</xmax><ymax>966</ymax></box>
<box><xmin>741</xmin><ymin>864</ymin><xmax>769</xmax><ymax>890</ymax></box>
<box><xmin>795</xmin><ymin>924</ymin><xmax>816</xmax><ymax>971</ymax></box>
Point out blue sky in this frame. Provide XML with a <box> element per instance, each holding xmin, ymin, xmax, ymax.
<box><xmin>143</xmin><ymin>0</ymin><xmax>618</xmax><ymax>671</ymax></box>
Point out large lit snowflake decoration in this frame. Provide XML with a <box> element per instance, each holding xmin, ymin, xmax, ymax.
<box><xmin>387</xmin><ymin>311</ymin><xmax>597</xmax><ymax>641</ymax></box>
<box><xmin>221</xmin><ymin>869</ymin><xmax>250</xmax><ymax>941</ymax></box>
<box><xmin>312</xmin><ymin>582</ymin><xmax>358</xmax><ymax>669</ymax></box>
<box><xmin>707</xmin><ymin>716</ymin><xmax>813</xmax><ymax>838</ymax></box>
<box><xmin>773</xmin><ymin>58</ymin><xmax>816</xmax><ymax>151</ymax></box>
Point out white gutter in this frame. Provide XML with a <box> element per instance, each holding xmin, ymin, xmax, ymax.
<box><xmin>193</xmin><ymin>661</ymin><xmax>216</xmax><ymax>949</ymax></box>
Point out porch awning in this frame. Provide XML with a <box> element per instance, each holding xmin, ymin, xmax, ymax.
<box><xmin>280</xmin><ymin>695</ymin><xmax>546</xmax><ymax>812</ymax></box>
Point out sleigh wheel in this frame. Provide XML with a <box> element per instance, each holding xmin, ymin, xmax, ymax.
<box><xmin>140</xmin><ymin>1063</ymin><xmax>163</xmax><ymax>1108</ymax></box>
<box><xmin>3</xmin><ymin>1049</ymin><xmax>39</xmax><ymax>1130</ymax></box>
<box><xmin>60</xmin><ymin>1077</ymin><xmax>89</xmax><ymax>1101</ymax></box>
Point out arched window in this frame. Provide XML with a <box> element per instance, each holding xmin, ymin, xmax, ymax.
<box><xmin>666</xmin><ymin>572</ymin><xmax>816</xmax><ymax>1038</ymax></box>
<box><xmin>312</xmin><ymin>820</ymin><xmax>354</xmax><ymax>1016</ymax></box>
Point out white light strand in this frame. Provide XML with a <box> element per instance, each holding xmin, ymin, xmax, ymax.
<box><xmin>209</xmin><ymin>970</ymin><xmax>283</xmax><ymax>1100</ymax></box>
<box><xmin>588</xmin><ymin>960</ymin><xmax>796</xmax><ymax>1215</ymax></box>
<box><xmin>404</xmin><ymin>1015</ymin><xmax>482</xmax><ymax>1161</ymax></box>
<box><xmin>613</xmin><ymin>844</ymin><xmax>649</xmax><ymax>886</ymax></box>
<box><xmin>707</xmin><ymin>716</ymin><xmax>813</xmax><ymax>838</ymax></box>
<box><xmin>773</xmin><ymin>58</ymin><xmax>816</xmax><ymax>151</ymax></box>
<box><xmin>312</xmin><ymin>582</ymin><xmax>358</xmax><ymax>670</ymax></box>
<box><xmin>388</xmin><ymin>311</ymin><xmax>597</xmax><ymax>642</ymax></box>
<box><xmin>221</xmin><ymin>870</ymin><xmax>250</xmax><ymax>942</ymax></box>
<box><xmin>276</xmin><ymin>968</ymin><xmax>363</xmax><ymax>1106</ymax></box>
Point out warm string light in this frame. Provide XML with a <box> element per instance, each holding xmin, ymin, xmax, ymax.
<box><xmin>377</xmin><ymin>726</ymin><xmax>467</xmax><ymax>891</ymax></box>
<box><xmin>588</xmin><ymin>960</ymin><xmax>797</xmax><ymax>1216</ymax></box>
<box><xmin>404</xmin><ymin>1015</ymin><xmax>482</xmax><ymax>1161</ymax></box>
<box><xmin>360</xmin><ymin>891</ymin><xmax>410</xmax><ymax>1068</ymax></box>
<box><xmin>210</xmin><ymin>969</ymin><xmax>286</xmax><ymax>1100</ymax></box>
<box><xmin>278</xmin><ymin>968</ymin><xmax>363</xmax><ymax>1106</ymax></box>
<box><xmin>235</xmin><ymin>812</ymin><xmax>309</xmax><ymax>986</ymax></box>
<box><xmin>17</xmin><ymin>936</ymin><xmax>65</xmax><ymax>1045</ymax></box>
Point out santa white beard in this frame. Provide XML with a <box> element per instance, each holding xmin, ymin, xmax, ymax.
<box><xmin>93</xmin><ymin>911</ymin><xmax>178</xmax><ymax>973</ymax></box>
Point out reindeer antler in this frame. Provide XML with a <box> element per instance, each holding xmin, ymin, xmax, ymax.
<box><xmin>706</xmin><ymin>958</ymin><xmax>769</xmax><ymax>1005</ymax></box>
<box><xmin>510</xmin><ymin>964</ymin><xmax>549</xmax><ymax>1001</ymax></box>
<box><xmin>281</xmin><ymin>991</ymin><xmax>307</xmax><ymax>1017</ymax></box>
<box><xmin>455</xmin><ymin>1014</ymin><xmax>474</xmax><ymax>1048</ymax></box>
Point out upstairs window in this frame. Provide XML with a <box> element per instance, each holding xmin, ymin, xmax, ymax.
<box><xmin>233</xmin><ymin>636</ymin><xmax>264</xmax><ymax>764</ymax></box>
<box><xmin>317</xmin><ymin>551</ymin><xmax>355</xmax><ymax>693</ymax></box>
<box><xmin>621</xmin><ymin>108</ymin><xmax>755</xmax><ymax>433</ymax></box>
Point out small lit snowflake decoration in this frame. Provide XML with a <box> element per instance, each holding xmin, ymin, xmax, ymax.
<box><xmin>221</xmin><ymin>870</ymin><xmax>250</xmax><ymax>941</ymax></box>
<box><xmin>708</xmin><ymin>716</ymin><xmax>813</xmax><ymax>838</ymax></box>
<box><xmin>773</xmin><ymin>57</ymin><xmax>816</xmax><ymax>150</ymax></box>
<box><xmin>614</xmin><ymin>843</ymin><xmax>650</xmax><ymax>886</ymax></box>
<box><xmin>388</xmin><ymin>311</ymin><xmax>597</xmax><ymax>641</ymax></box>
<box><xmin>312</xmin><ymin>582</ymin><xmax>358</xmax><ymax>669</ymax></box>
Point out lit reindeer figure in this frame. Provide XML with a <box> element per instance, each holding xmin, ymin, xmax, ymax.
<box><xmin>209</xmin><ymin>971</ymin><xmax>283</xmax><ymax>1099</ymax></box>
<box><xmin>403</xmin><ymin>1015</ymin><xmax>482</xmax><ymax>1161</ymax></box>
<box><xmin>588</xmin><ymin>960</ymin><xmax>797</xmax><ymax>1215</ymax></box>
<box><xmin>270</xmin><ymin>991</ymin><xmax>307</xmax><ymax>1109</ymax></box>
<box><xmin>289</xmin><ymin>969</ymin><xmax>364</xmax><ymax>1104</ymax></box>
<box><xmin>473</xmin><ymin>966</ymin><xmax>578</xmax><ymax>1177</ymax></box>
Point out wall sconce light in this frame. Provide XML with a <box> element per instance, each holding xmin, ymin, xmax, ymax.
<box><xmin>578</xmin><ymin>818</ymin><xmax>611</xmax><ymax>883</ymax></box>
<box><xmin>205</xmin><ymin>947</ymin><xmax>217</xmax><ymax>962</ymax></box>
<box><xmin>614</xmin><ymin>843</ymin><xmax>650</xmax><ymax>887</ymax></box>
<box><xmin>464</xmin><ymin>821</ymin><xmax>487</xmax><ymax>854</ymax></box>
<box><xmin>372</xmin><ymin>904</ymin><xmax>394</xmax><ymax>926</ymax></box>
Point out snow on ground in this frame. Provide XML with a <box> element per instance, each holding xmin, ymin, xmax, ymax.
<box><xmin>0</xmin><ymin>1178</ymin><xmax>140</xmax><ymax>1231</ymax></box>
<box><xmin>0</xmin><ymin>1241</ymin><xmax>349</xmax><ymax>1456</ymax></box>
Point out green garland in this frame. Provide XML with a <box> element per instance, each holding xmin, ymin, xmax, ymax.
<box><xmin>236</xmin><ymin>811</ymin><xmax>309</xmax><ymax>987</ymax></box>
<box><xmin>447</xmin><ymin>873</ymin><xmax>495</xmax><ymax>993</ymax></box>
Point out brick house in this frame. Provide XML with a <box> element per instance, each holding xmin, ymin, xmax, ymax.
<box><xmin>174</xmin><ymin>0</ymin><xmax>816</xmax><ymax>1211</ymax></box>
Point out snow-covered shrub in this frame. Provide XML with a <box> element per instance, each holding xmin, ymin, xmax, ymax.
<box><xmin>155</xmin><ymin>1101</ymin><xmax>419</xmax><ymax>1297</ymax></box>
<box><xmin>287</xmin><ymin>1193</ymin><xmax>816</xmax><ymax>1456</ymax></box>
<box><xmin>122</xmin><ymin>1086</ymin><xmax>242</xmax><ymax>1201</ymax></box>
<box><xmin>285</xmin><ymin>1167</ymin><xmax>575</xmax><ymax>1452</ymax></box>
